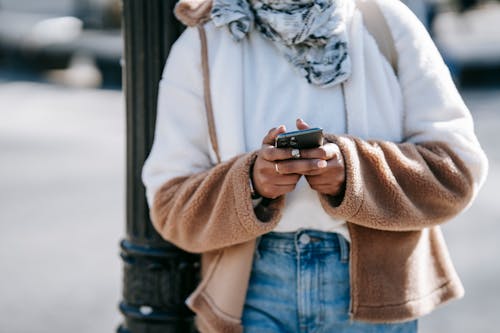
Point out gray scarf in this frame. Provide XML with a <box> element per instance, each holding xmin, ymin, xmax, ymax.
<box><xmin>211</xmin><ymin>0</ymin><xmax>351</xmax><ymax>87</ymax></box>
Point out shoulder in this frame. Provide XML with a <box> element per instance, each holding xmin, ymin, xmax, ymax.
<box><xmin>165</xmin><ymin>20</ymin><xmax>221</xmax><ymax>65</ymax></box>
<box><xmin>162</xmin><ymin>20</ymin><xmax>236</xmax><ymax>89</ymax></box>
<box><xmin>368</xmin><ymin>0</ymin><xmax>445</xmax><ymax>76</ymax></box>
<box><xmin>371</xmin><ymin>0</ymin><xmax>429</xmax><ymax>41</ymax></box>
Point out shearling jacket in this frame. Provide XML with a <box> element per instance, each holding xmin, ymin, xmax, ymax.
<box><xmin>142</xmin><ymin>0</ymin><xmax>489</xmax><ymax>332</ymax></box>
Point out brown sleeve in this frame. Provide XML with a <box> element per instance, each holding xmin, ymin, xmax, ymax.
<box><xmin>319</xmin><ymin>135</ymin><xmax>474</xmax><ymax>231</ymax></box>
<box><xmin>151</xmin><ymin>152</ymin><xmax>285</xmax><ymax>253</ymax></box>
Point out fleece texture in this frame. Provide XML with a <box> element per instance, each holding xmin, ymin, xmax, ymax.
<box><xmin>321</xmin><ymin>136</ymin><xmax>474</xmax><ymax>230</ymax></box>
<box><xmin>152</xmin><ymin>153</ymin><xmax>285</xmax><ymax>253</ymax></box>
<box><xmin>143</xmin><ymin>0</ymin><xmax>488</xmax><ymax>332</ymax></box>
<box><xmin>151</xmin><ymin>136</ymin><xmax>472</xmax><ymax>331</ymax></box>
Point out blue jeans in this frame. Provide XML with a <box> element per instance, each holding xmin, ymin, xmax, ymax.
<box><xmin>242</xmin><ymin>230</ymin><xmax>418</xmax><ymax>333</ymax></box>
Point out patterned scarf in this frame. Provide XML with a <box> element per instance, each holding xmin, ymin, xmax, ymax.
<box><xmin>211</xmin><ymin>0</ymin><xmax>351</xmax><ymax>87</ymax></box>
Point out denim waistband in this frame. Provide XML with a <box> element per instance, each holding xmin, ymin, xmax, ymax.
<box><xmin>257</xmin><ymin>229</ymin><xmax>350</xmax><ymax>262</ymax></box>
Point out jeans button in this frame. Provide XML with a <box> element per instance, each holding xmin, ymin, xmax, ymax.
<box><xmin>299</xmin><ymin>233</ymin><xmax>311</xmax><ymax>245</ymax></box>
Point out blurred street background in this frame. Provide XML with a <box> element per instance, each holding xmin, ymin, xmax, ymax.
<box><xmin>0</xmin><ymin>0</ymin><xmax>499</xmax><ymax>332</ymax></box>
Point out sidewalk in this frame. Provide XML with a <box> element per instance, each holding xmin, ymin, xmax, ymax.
<box><xmin>0</xmin><ymin>79</ymin><xmax>124</xmax><ymax>333</ymax></box>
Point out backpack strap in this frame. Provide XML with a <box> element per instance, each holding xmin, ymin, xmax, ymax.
<box><xmin>197</xmin><ymin>25</ymin><xmax>221</xmax><ymax>164</ymax></box>
<box><xmin>356</xmin><ymin>0</ymin><xmax>398</xmax><ymax>75</ymax></box>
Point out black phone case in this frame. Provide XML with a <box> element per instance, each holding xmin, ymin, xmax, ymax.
<box><xmin>275</xmin><ymin>128</ymin><xmax>324</xmax><ymax>149</ymax></box>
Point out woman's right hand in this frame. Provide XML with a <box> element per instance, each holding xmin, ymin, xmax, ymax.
<box><xmin>252</xmin><ymin>126</ymin><xmax>301</xmax><ymax>199</ymax></box>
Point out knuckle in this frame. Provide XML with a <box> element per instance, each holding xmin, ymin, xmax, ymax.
<box><xmin>319</xmin><ymin>148</ymin><xmax>328</xmax><ymax>159</ymax></box>
<box><xmin>254</xmin><ymin>164</ymin><xmax>266</xmax><ymax>177</ymax></box>
<box><xmin>278</xmin><ymin>163</ymin><xmax>288</xmax><ymax>174</ymax></box>
<box><xmin>275</xmin><ymin>148</ymin><xmax>288</xmax><ymax>161</ymax></box>
<box><xmin>260</xmin><ymin>148</ymin><xmax>272</xmax><ymax>161</ymax></box>
<box><xmin>277</xmin><ymin>148</ymin><xmax>290</xmax><ymax>160</ymax></box>
<box><xmin>262</xmin><ymin>129</ymin><xmax>276</xmax><ymax>144</ymax></box>
<box><xmin>310</xmin><ymin>160</ymin><xmax>320</xmax><ymax>169</ymax></box>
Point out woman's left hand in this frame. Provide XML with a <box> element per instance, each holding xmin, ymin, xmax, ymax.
<box><xmin>295</xmin><ymin>119</ymin><xmax>346</xmax><ymax>196</ymax></box>
<box><xmin>299</xmin><ymin>143</ymin><xmax>345</xmax><ymax>196</ymax></box>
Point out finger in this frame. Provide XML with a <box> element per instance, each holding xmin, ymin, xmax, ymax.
<box><xmin>309</xmin><ymin>184</ymin><xmax>341</xmax><ymax>196</ymax></box>
<box><xmin>305</xmin><ymin>174</ymin><xmax>335</xmax><ymax>186</ymax></box>
<box><xmin>263</xmin><ymin>184</ymin><xmax>298</xmax><ymax>199</ymax></box>
<box><xmin>254</xmin><ymin>160</ymin><xmax>300</xmax><ymax>182</ymax></box>
<box><xmin>301</xmin><ymin>161</ymin><xmax>337</xmax><ymax>176</ymax></box>
<box><xmin>261</xmin><ymin>163</ymin><xmax>301</xmax><ymax>184</ymax></box>
<box><xmin>273</xmin><ymin>174</ymin><xmax>301</xmax><ymax>185</ymax></box>
<box><xmin>260</xmin><ymin>146</ymin><xmax>303</xmax><ymax>162</ymax></box>
<box><xmin>300</xmin><ymin>168</ymin><xmax>327</xmax><ymax>176</ymax></box>
<box><xmin>305</xmin><ymin>165</ymin><xmax>345</xmax><ymax>184</ymax></box>
<box><xmin>296</xmin><ymin>118</ymin><xmax>311</xmax><ymax>131</ymax></box>
<box><xmin>302</xmin><ymin>159</ymin><xmax>345</xmax><ymax>178</ymax></box>
<box><xmin>276</xmin><ymin>159</ymin><xmax>327</xmax><ymax>175</ymax></box>
<box><xmin>253</xmin><ymin>159</ymin><xmax>300</xmax><ymax>198</ymax></box>
<box><xmin>262</xmin><ymin>125</ymin><xmax>287</xmax><ymax>145</ymax></box>
<box><xmin>299</xmin><ymin>143</ymin><xmax>341</xmax><ymax>160</ymax></box>
<box><xmin>255</xmin><ymin>164</ymin><xmax>300</xmax><ymax>197</ymax></box>
<box><xmin>308</xmin><ymin>180</ymin><xmax>344</xmax><ymax>195</ymax></box>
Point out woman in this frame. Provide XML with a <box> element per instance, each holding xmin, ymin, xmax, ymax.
<box><xmin>142</xmin><ymin>0</ymin><xmax>488</xmax><ymax>332</ymax></box>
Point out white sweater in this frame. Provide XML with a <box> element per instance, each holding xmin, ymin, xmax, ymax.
<box><xmin>142</xmin><ymin>0</ymin><xmax>488</xmax><ymax>238</ymax></box>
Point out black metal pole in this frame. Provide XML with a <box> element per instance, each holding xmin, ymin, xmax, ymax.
<box><xmin>119</xmin><ymin>1</ymin><xmax>199</xmax><ymax>332</ymax></box>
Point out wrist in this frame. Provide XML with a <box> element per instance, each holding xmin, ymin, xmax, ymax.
<box><xmin>249</xmin><ymin>177</ymin><xmax>262</xmax><ymax>200</ymax></box>
<box><xmin>249</xmin><ymin>161</ymin><xmax>262</xmax><ymax>200</ymax></box>
<box><xmin>327</xmin><ymin>182</ymin><xmax>346</xmax><ymax>207</ymax></box>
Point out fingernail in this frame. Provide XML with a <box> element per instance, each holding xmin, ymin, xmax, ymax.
<box><xmin>318</xmin><ymin>160</ymin><xmax>327</xmax><ymax>168</ymax></box>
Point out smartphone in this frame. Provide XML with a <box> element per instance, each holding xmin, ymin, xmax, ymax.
<box><xmin>275</xmin><ymin>128</ymin><xmax>324</xmax><ymax>149</ymax></box>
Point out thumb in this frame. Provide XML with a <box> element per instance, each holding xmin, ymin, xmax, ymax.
<box><xmin>296</xmin><ymin>118</ymin><xmax>310</xmax><ymax>130</ymax></box>
<box><xmin>262</xmin><ymin>125</ymin><xmax>287</xmax><ymax>145</ymax></box>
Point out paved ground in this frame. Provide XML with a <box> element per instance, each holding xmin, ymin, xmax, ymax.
<box><xmin>0</xmin><ymin>77</ymin><xmax>124</xmax><ymax>333</ymax></box>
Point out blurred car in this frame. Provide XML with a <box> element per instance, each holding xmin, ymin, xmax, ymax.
<box><xmin>0</xmin><ymin>0</ymin><xmax>122</xmax><ymax>86</ymax></box>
